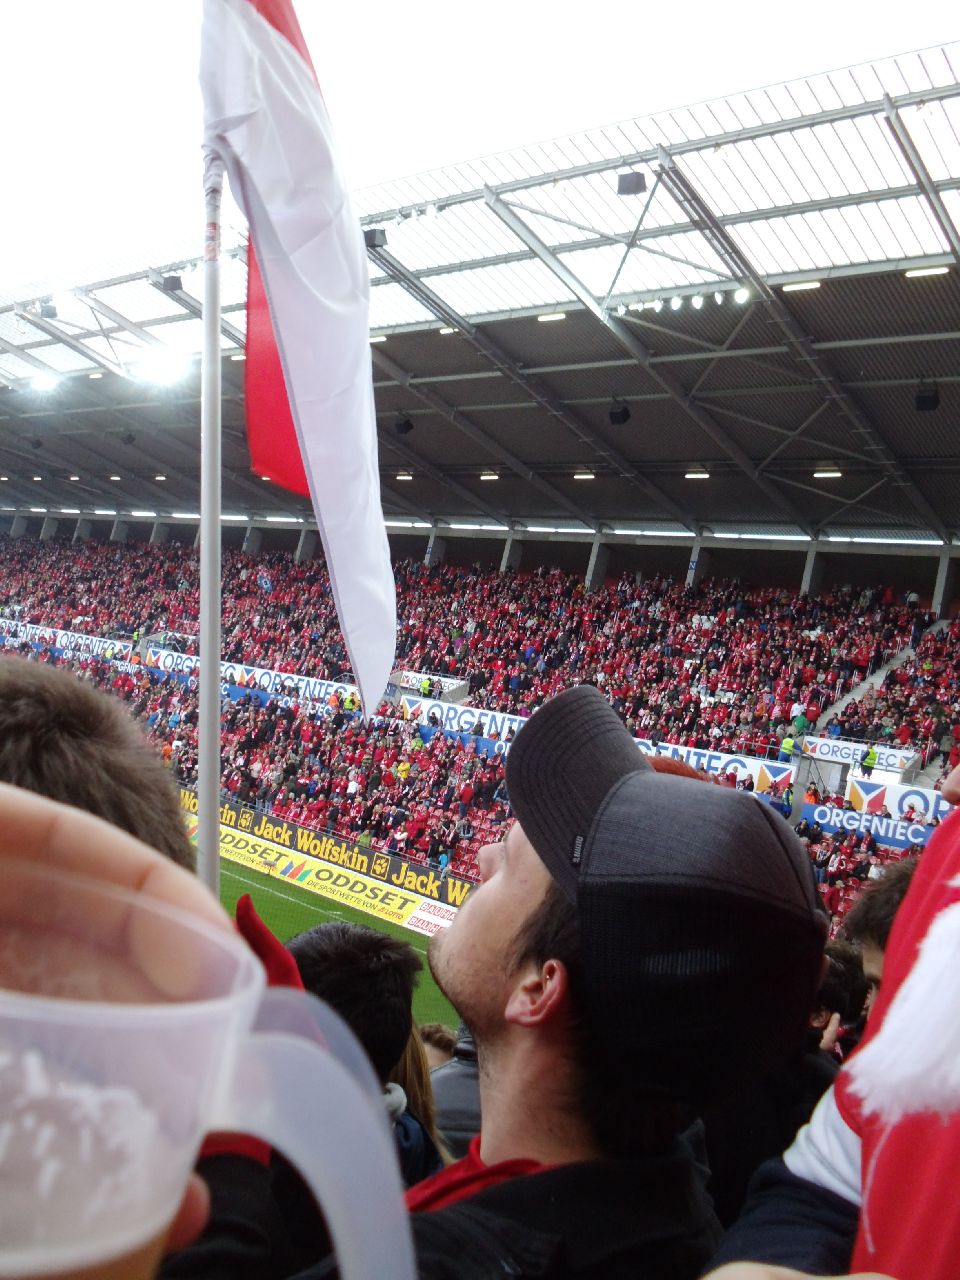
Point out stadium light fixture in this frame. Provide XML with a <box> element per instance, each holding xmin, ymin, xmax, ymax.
<box><xmin>154</xmin><ymin>474</ymin><xmax>167</xmax><ymax>481</ymax></box>
<box><xmin>68</xmin><ymin>474</ymin><xmax>80</xmax><ymax>481</ymax></box>
<box><xmin>32</xmin><ymin>475</ymin><xmax>42</xmax><ymax>482</ymax></box>
<box><xmin>670</xmin><ymin>296</ymin><xmax>683</xmax><ymax>311</ymax></box>
<box><xmin>782</xmin><ymin>280</ymin><xmax>821</xmax><ymax>292</ymax></box>
<box><xmin>573</xmin><ymin>471</ymin><xmax>595</xmax><ymax>480</ymax></box>
<box><xmin>130</xmin><ymin>510</ymin><xmax>157</xmax><ymax>518</ymax></box>
<box><xmin>230</xmin><ymin>353</ymin><xmax>246</xmax><ymax>361</ymax></box>
<box><xmin>439</xmin><ymin>326</ymin><xmax>459</xmax><ymax>335</ymax></box>
<box><xmin>734</xmin><ymin>287</ymin><xmax>750</xmax><ymax>304</ymax></box>
<box><xmin>94</xmin><ymin>508</ymin><xmax>116</xmax><ymax>516</ymax></box>
<box><xmin>88</xmin><ymin>371</ymin><xmax>104</xmax><ymax>380</ymax></box>
<box><xmin>691</xmin><ymin>295</ymin><xmax>704</xmax><ymax>309</ymax></box>
<box><xmin>172</xmin><ymin>511</ymin><xmax>200</xmax><ymax>519</ymax></box>
<box><xmin>395</xmin><ymin>471</ymin><xmax>413</xmax><ymax>481</ymax></box>
<box><xmin>109</xmin><ymin>474</ymin><xmax>121</xmax><ymax>481</ymax></box>
<box><xmin>813</xmin><ymin>465</ymin><xmax>842</xmax><ymax>478</ymax></box>
<box><xmin>31</xmin><ymin>372</ymin><xmax>60</xmax><ymax>393</ymax></box>
<box><xmin>685</xmin><ymin>468</ymin><xmax>710</xmax><ymax>480</ymax></box>
<box><xmin>29</xmin><ymin>507</ymin><xmax>47</xmax><ymax>513</ymax></box>
<box><xmin>60</xmin><ymin>507</ymin><xmax>80</xmax><ymax>514</ymax></box>
<box><xmin>369</xmin><ymin>335</ymin><xmax>387</xmax><ymax>343</ymax></box>
<box><xmin>537</xmin><ymin>312</ymin><xmax>566</xmax><ymax>323</ymax></box>
<box><xmin>714</xmin><ymin>291</ymin><xmax>724</xmax><ymax>305</ymax></box>
<box><xmin>480</xmin><ymin>471</ymin><xmax>499</xmax><ymax>481</ymax></box>
<box><xmin>0</xmin><ymin>477</ymin><xmax>6</xmax><ymax>482</ymax></box>
<box><xmin>904</xmin><ymin>266</ymin><xmax>949</xmax><ymax>278</ymax></box>
<box><xmin>220</xmin><ymin>514</ymin><xmax>248</xmax><ymax>521</ymax></box>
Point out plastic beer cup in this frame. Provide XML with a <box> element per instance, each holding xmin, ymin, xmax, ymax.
<box><xmin>0</xmin><ymin>857</ymin><xmax>415</xmax><ymax>1280</ymax></box>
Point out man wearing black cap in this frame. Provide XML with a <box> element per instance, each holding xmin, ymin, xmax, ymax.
<box><xmin>166</xmin><ymin>685</ymin><xmax>827</xmax><ymax>1279</ymax></box>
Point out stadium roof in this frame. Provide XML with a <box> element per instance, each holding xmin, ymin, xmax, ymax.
<box><xmin>1</xmin><ymin>42</ymin><xmax>959</xmax><ymax>546</ymax></box>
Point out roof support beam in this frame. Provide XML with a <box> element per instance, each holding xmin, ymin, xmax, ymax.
<box><xmin>371</xmin><ymin>344</ymin><xmax>597</xmax><ymax>529</ymax></box>
<box><xmin>375</xmin><ymin>421</ymin><xmax>508</xmax><ymax>523</ymax></box>
<box><xmin>147</xmin><ymin>270</ymin><xmax>245</xmax><ymax>346</ymax></box>
<box><xmin>757</xmin><ymin>404</ymin><xmax>830</xmax><ymax>471</ymax></box>
<box><xmin>484</xmin><ymin>187</ymin><xmax>814</xmax><ymax>535</ymax></box>
<box><xmin>14</xmin><ymin>310</ymin><xmax>127</xmax><ymax>378</ymax></box>
<box><xmin>818</xmin><ymin>478</ymin><xmax>891</xmax><ymax>527</ymax></box>
<box><xmin>654</xmin><ymin>144</ymin><xmax>949</xmax><ymax>544</ymax></box>
<box><xmin>362</xmin><ymin>83</ymin><xmax>960</xmax><ymax>222</ymax></box>
<box><xmin>883</xmin><ymin>95</ymin><xmax>960</xmax><ymax>263</ymax></box>
<box><xmin>80</xmin><ymin>294</ymin><xmax>165</xmax><ymax>347</ymax></box>
<box><xmin>369</xmin><ymin>247</ymin><xmax>695</xmax><ymax>530</ymax></box>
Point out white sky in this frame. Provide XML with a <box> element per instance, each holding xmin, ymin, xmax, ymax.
<box><xmin>1</xmin><ymin>1</ymin><xmax>956</xmax><ymax>301</ymax></box>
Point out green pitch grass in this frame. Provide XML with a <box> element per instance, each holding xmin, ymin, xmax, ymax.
<box><xmin>219</xmin><ymin>862</ymin><xmax>459</xmax><ymax>1029</ymax></box>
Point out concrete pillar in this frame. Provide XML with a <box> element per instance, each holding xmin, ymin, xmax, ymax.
<box><xmin>932</xmin><ymin>550</ymin><xmax>958</xmax><ymax>619</ymax></box>
<box><xmin>193</xmin><ymin>523</ymin><xmax>202</xmax><ymax>549</ymax></box>
<box><xmin>685</xmin><ymin>539</ymin><xmax>712</xmax><ymax>590</ymax></box>
<box><xmin>109</xmin><ymin>520</ymin><xmax>129</xmax><ymax>543</ymax></box>
<box><xmin>9</xmin><ymin>515</ymin><xmax>27</xmax><ymax>539</ymax></box>
<box><xmin>73</xmin><ymin>518</ymin><xmax>92</xmax><ymax>543</ymax></box>
<box><xmin>242</xmin><ymin>525</ymin><xmax>262</xmax><ymax>555</ymax></box>
<box><xmin>500</xmin><ymin>536</ymin><xmax>523</xmax><ymax>573</ymax></box>
<box><xmin>585</xmin><ymin>539</ymin><xmax>610</xmax><ymax>594</ymax></box>
<box><xmin>424</xmin><ymin>533</ymin><xmax>447</xmax><ymax>567</ymax></box>
<box><xmin>295</xmin><ymin>528</ymin><xmax>318</xmax><ymax>564</ymax></box>
<box><xmin>39</xmin><ymin>516</ymin><xmax>59</xmax><ymax>542</ymax></box>
<box><xmin>800</xmin><ymin>546</ymin><xmax>824</xmax><ymax>596</ymax></box>
<box><xmin>150</xmin><ymin>521</ymin><xmax>170</xmax><ymax>546</ymax></box>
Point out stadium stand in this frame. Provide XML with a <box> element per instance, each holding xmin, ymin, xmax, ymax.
<box><xmin>0</xmin><ymin>538</ymin><xmax>948</xmax><ymax>902</ymax></box>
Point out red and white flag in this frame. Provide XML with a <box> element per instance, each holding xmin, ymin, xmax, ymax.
<box><xmin>200</xmin><ymin>0</ymin><xmax>396</xmax><ymax>715</ymax></box>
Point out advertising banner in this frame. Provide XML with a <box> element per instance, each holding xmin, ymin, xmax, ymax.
<box><xmin>800</xmin><ymin>802</ymin><xmax>933</xmax><ymax>850</ymax></box>
<box><xmin>148</xmin><ymin>645</ymin><xmax>358</xmax><ymax>707</ymax></box>
<box><xmin>395</xmin><ymin>669</ymin><xmax>463</xmax><ymax>694</ymax></box>
<box><xmin>0</xmin><ymin>617</ymin><xmax>132</xmax><ymax>661</ymax></box>
<box><xmin>179</xmin><ymin>789</ymin><xmax>473</xmax><ymax>933</ymax></box>
<box><xmin>399</xmin><ymin>693</ymin><xmax>527</xmax><ymax>741</ymax></box>
<box><xmin>845</xmin><ymin>776</ymin><xmax>955</xmax><ymax>824</ymax></box>
<box><xmin>801</xmin><ymin>736</ymin><xmax>918</xmax><ymax>772</ymax></box>
<box><xmin>634</xmin><ymin>741</ymin><xmax>795</xmax><ymax>794</ymax></box>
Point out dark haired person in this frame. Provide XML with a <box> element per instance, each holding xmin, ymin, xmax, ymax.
<box><xmin>842</xmin><ymin>857</ymin><xmax>917</xmax><ymax>1015</ymax></box>
<box><xmin>0</xmin><ymin>654</ymin><xmax>193</xmax><ymax>868</ymax></box>
<box><xmin>167</xmin><ymin>685</ymin><xmax>826</xmax><ymax>1279</ymax></box>
<box><xmin>286</xmin><ymin>922</ymin><xmax>444</xmax><ymax>1188</ymax></box>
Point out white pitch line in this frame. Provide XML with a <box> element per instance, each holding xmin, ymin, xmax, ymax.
<box><xmin>219</xmin><ymin>865</ymin><xmax>430</xmax><ymax>956</ymax></box>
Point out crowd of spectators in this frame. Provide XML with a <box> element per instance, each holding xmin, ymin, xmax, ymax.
<box><xmin>830</xmin><ymin>619</ymin><xmax>960</xmax><ymax>784</ymax></box>
<box><xmin>0</xmin><ymin>538</ymin><xmax>950</xmax><ymax>889</ymax></box>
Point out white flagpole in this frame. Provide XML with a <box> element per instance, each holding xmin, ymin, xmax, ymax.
<box><xmin>197</xmin><ymin>149</ymin><xmax>224</xmax><ymax>895</ymax></box>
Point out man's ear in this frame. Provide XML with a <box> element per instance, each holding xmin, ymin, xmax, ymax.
<box><xmin>504</xmin><ymin>958</ymin><xmax>570</xmax><ymax>1028</ymax></box>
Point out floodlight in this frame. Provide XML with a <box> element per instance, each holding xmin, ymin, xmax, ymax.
<box><xmin>155</xmin><ymin>474</ymin><xmax>167</xmax><ymax>481</ymax></box>
<box><xmin>782</xmin><ymin>280</ymin><xmax>821</xmax><ymax>292</ymax></box>
<box><xmin>31</xmin><ymin>372</ymin><xmax>60</xmax><ymax>393</ymax></box>
<box><xmin>691</xmin><ymin>295</ymin><xmax>704</xmax><ymax>309</ymax></box>
<box><xmin>394</xmin><ymin>416</ymin><xmax>414</xmax><ymax>436</ymax></box>
<box><xmin>395</xmin><ymin>471</ymin><xmax>413</xmax><ymax>481</ymax></box>
<box><xmin>609</xmin><ymin>400</ymin><xmax>631</xmax><ymax>427</ymax></box>
<box><xmin>734</xmin><ymin>287</ymin><xmax>750</xmax><ymax>304</ymax></box>
<box><xmin>904</xmin><ymin>266</ymin><xmax>949</xmax><ymax>279</ymax></box>
<box><xmin>537</xmin><ymin>312</ymin><xmax>566</xmax><ymax>323</ymax></box>
<box><xmin>714</xmin><ymin>292</ymin><xmax>723</xmax><ymax>304</ymax></box>
<box><xmin>670</xmin><ymin>296</ymin><xmax>683</xmax><ymax>311</ymax></box>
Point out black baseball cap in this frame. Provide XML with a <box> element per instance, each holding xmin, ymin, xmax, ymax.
<box><xmin>506</xmin><ymin>685</ymin><xmax>827</xmax><ymax>1105</ymax></box>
